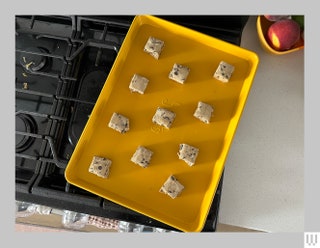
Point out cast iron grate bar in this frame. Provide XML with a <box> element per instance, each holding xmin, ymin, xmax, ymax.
<box><xmin>16</xmin><ymin>110</ymin><xmax>68</xmax><ymax>122</ymax></box>
<box><xmin>16</xmin><ymin>88</ymin><xmax>96</xmax><ymax>106</ymax></box>
<box><xmin>16</xmin><ymin>131</ymin><xmax>69</xmax><ymax>168</ymax></box>
<box><xmin>16</xmin><ymin>34</ymin><xmax>120</xmax><ymax>62</ymax></box>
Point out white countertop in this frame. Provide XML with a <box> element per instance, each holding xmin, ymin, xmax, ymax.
<box><xmin>218</xmin><ymin>16</ymin><xmax>304</xmax><ymax>232</ymax></box>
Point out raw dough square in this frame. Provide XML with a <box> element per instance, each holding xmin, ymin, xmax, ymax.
<box><xmin>177</xmin><ymin>143</ymin><xmax>199</xmax><ymax>166</ymax></box>
<box><xmin>88</xmin><ymin>156</ymin><xmax>112</xmax><ymax>178</ymax></box>
<box><xmin>168</xmin><ymin>63</ymin><xmax>190</xmax><ymax>84</ymax></box>
<box><xmin>129</xmin><ymin>74</ymin><xmax>149</xmax><ymax>94</ymax></box>
<box><xmin>108</xmin><ymin>112</ymin><xmax>130</xmax><ymax>133</ymax></box>
<box><xmin>143</xmin><ymin>36</ymin><xmax>165</xmax><ymax>60</ymax></box>
<box><xmin>131</xmin><ymin>146</ymin><xmax>154</xmax><ymax>168</ymax></box>
<box><xmin>213</xmin><ymin>61</ymin><xmax>235</xmax><ymax>83</ymax></box>
<box><xmin>193</xmin><ymin>101</ymin><xmax>214</xmax><ymax>124</ymax></box>
<box><xmin>152</xmin><ymin>107</ymin><xmax>176</xmax><ymax>129</ymax></box>
<box><xmin>159</xmin><ymin>175</ymin><xmax>184</xmax><ymax>199</ymax></box>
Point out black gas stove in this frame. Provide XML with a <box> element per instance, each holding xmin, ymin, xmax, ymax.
<box><xmin>15</xmin><ymin>15</ymin><xmax>248</xmax><ymax>232</ymax></box>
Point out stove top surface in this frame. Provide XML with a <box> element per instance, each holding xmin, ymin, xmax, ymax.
<box><xmin>15</xmin><ymin>15</ymin><xmax>248</xmax><ymax>232</ymax></box>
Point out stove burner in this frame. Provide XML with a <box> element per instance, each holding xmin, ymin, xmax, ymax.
<box><xmin>19</xmin><ymin>47</ymin><xmax>48</xmax><ymax>72</ymax></box>
<box><xmin>80</xmin><ymin>68</ymin><xmax>109</xmax><ymax>102</ymax></box>
<box><xmin>16</xmin><ymin>113</ymin><xmax>37</xmax><ymax>152</ymax></box>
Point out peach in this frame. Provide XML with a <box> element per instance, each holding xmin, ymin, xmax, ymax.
<box><xmin>264</xmin><ymin>15</ymin><xmax>291</xmax><ymax>22</ymax></box>
<box><xmin>266</xmin><ymin>19</ymin><xmax>301</xmax><ymax>51</ymax></box>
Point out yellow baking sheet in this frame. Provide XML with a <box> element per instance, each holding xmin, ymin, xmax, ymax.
<box><xmin>65</xmin><ymin>15</ymin><xmax>259</xmax><ymax>232</ymax></box>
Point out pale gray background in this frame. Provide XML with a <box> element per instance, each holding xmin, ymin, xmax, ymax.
<box><xmin>2</xmin><ymin>0</ymin><xmax>319</xmax><ymax>247</ymax></box>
